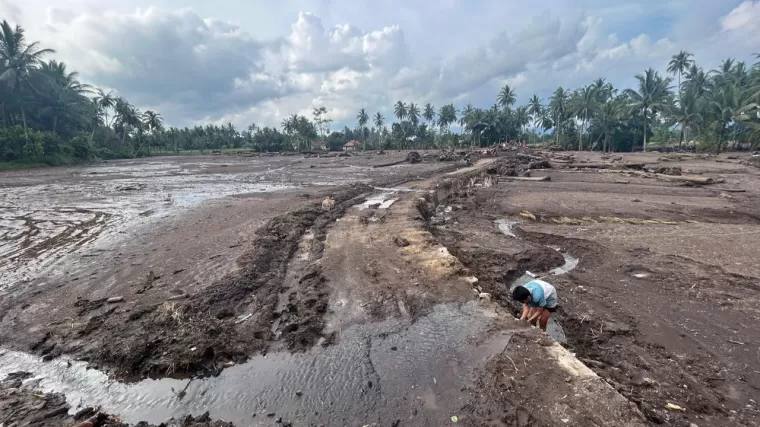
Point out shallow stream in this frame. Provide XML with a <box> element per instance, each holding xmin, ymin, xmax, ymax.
<box><xmin>0</xmin><ymin>302</ymin><xmax>509</xmax><ymax>426</ymax></box>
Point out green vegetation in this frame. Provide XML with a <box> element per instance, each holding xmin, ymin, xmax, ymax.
<box><xmin>2</xmin><ymin>18</ymin><xmax>759</xmax><ymax>171</ymax></box>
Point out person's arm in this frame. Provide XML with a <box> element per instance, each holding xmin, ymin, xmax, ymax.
<box><xmin>520</xmin><ymin>303</ymin><xmax>530</xmax><ymax>320</ymax></box>
<box><xmin>528</xmin><ymin>307</ymin><xmax>544</xmax><ymax>323</ymax></box>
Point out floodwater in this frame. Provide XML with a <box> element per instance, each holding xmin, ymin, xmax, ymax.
<box><xmin>0</xmin><ymin>302</ymin><xmax>509</xmax><ymax>426</ymax></box>
<box><xmin>0</xmin><ymin>156</ymin><xmax>444</xmax><ymax>291</ymax></box>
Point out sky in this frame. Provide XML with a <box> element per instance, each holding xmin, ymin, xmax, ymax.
<box><xmin>1</xmin><ymin>0</ymin><xmax>759</xmax><ymax>130</ymax></box>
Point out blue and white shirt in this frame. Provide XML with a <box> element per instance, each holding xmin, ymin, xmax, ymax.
<box><xmin>524</xmin><ymin>280</ymin><xmax>558</xmax><ymax>308</ymax></box>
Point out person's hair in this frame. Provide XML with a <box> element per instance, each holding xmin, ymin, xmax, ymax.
<box><xmin>512</xmin><ymin>286</ymin><xmax>531</xmax><ymax>302</ymax></box>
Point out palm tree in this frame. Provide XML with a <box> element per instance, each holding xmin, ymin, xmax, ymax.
<box><xmin>437</xmin><ymin>104</ymin><xmax>457</xmax><ymax>133</ymax></box>
<box><xmin>0</xmin><ymin>20</ymin><xmax>55</xmax><ymax>139</ymax></box>
<box><xmin>667</xmin><ymin>51</ymin><xmax>694</xmax><ymax>102</ymax></box>
<box><xmin>36</xmin><ymin>60</ymin><xmax>92</xmax><ymax>132</ymax></box>
<box><xmin>394</xmin><ymin>101</ymin><xmax>407</xmax><ymax>122</ymax></box>
<box><xmin>666</xmin><ymin>87</ymin><xmax>702</xmax><ymax>149</ymax></box>
<box><xmin>537</xmin><ymin>107</ymin><xmax>553</xmax><ymax>141</ymax></box>
<box><xmin>549</xmin><ymin>87</ymin><xmax>569</xmax><ymax>146</ymax></box>
<box><xmin>143</xmin><ymin>110</ymin><xmax>164</xmax><ymax>155</ymax></box>
<box><xmin>373</xmin><ymin>112</ymin><xmax>385</xmax><ymax>149</ymax></box>
<box><xmin>624</xmin><ymin>69</ymin><xmax>672</xmax><ymax>152</ymax></box>
<box><xmin>459</xmin><ymin>104</ymin><xmax>474</xmax><ymax>141</ymax></box>
<box><xmin>515</xmin><ymin>106</ymin><xmax>530</xmax><ymax>143</ymax></box>
<box><xmin>407</xmin><ymin>103</ymin><xmax>420</xmax><ymax>125</ymax></box>
<box><xmin>684</xmin><ymin>64</ymin><xmax>711</xmax><ymax>95</ymax></box>
<box><xmin>423</xmin><ymin>103</ymin><xmax>435</xmax><ymax>125</ymax></box>
<box><xmin>94</xmin><ymin>88</ymin><xmax>116</xmax><ymax>127</ymax></box>
<box><xmin>497</xmin><ymin>85</ymin><xmax>516</xmax><ymax>109</ymax></box>
<box><xmin>573</xmin><ymin>86</ymin><xmax>598</xmax><ymax>150</ymax></box>
<box><xmin>708</xmin><ymin>83</ymin><xmax>750</xmax><ymax>153</ymax></box>
<box><xmin>357</xmin><ymin>108</ymin><xmax>369</xmax><ymax>150</ymax></box>
<box><xmin>594</xmin><ymin>97</ymin><xmax>626</xmax><ymax>152</ymax></box>
<box><xmin>528</xmin><ymin>95</ymin><xmax>542</xmax><ymax>144</ymax></box>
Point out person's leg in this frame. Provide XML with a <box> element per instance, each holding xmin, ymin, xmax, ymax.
<box><xmin>539</xmin><ymin>309</ymin><xmax>551</xmax><ymax>332</ymax></box>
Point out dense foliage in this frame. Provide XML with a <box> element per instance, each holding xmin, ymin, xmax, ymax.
<box><xmin>2</xmin><ymin>19</ymin><xmax>759</xmax><ymax>168</ymax></box>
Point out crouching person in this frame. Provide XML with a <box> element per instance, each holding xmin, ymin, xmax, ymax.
<box><xmin>512</xmin><ymin>279</ymin><xmax>559</xmax><ymax>332</ymax></box>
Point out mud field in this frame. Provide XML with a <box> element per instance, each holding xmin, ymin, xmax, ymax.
<box><xmin>433</xmin><ymin>151</ymin><xmax>760</xmax><ymax>427</ymax></box>
<box><xmin>1</xmin><ymin>150</ymin><xmax>758</xmax><ymax>426</ymax></box>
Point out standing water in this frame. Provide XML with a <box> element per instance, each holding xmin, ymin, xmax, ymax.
<box><xmin>0</xmin><ymin>302</ymin><xmax>510</xmax><ymax>426</ymax></box>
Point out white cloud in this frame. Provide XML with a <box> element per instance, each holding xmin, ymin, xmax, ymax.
<box><xmin>0</xmin><ymin>0</ymin><xmax>22</xmax><ymax>22</ymax></box>
<box><xmin>8</xmin><ymin>1</ymin><xmax>757</xmax><ymax>130</ymax></box>
<box><xmin>721</xmin><ymin>1</ymin><xmax>760</xmax><ymax>32</ymax></box>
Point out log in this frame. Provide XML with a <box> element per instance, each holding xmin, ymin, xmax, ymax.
<box><xmin>501</xmin><ymin>176</ymin><xmax>551</xmax><ymax>181</ymax></box>
<box><xmin>654</xmin><ymin>174</ymin><xmax>714</xmax><ymax>185</ymax></box>
<box><xmin>601</xmin><ymin>169</ymin><xmax>718</xmax><ymax>185</ymax></box>
<box><xmin>551</xmin><ymin>163</ymin><xmax>613</xmax><ymax>169</ymax></box>
<box><xmin>373</xmin><ymin>159</ymin><xmax>408</xmax><ymax>168</ymax></box>
<box><xmin>710</xmin><ymin>188</ymin><xmax>746</xmax><ymax>193</ymax></box>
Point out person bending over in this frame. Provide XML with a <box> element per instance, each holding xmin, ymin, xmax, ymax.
<box><xmin>512</xmin><ymin>279</ymin><xmax>559</xmax><ymax>332</ymax></box>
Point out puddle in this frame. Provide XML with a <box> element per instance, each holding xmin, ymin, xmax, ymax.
<box><xmin>356</xmin><ymin>191</ymin><xmax>400</xmax><ymax>210</ymax></box>
<box><xmin>0</xmin><ymin>302</ymin><xmax>508</xmax><ymax>426</ymax></box>
<box><xmin>494</xmin><ymin>219</ymin><xmax>520</xmax><ymax>238</ymax></box>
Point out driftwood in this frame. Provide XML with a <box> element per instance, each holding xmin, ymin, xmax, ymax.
<box><xmin>501</xmin><ymin>176</ymin><xmax>551</xmax><ymax>182</ymax></box>
<box><xmin>710</xmin><ymin>187</ymin><xmax>746</xmax><ymax>193</ymax></box>
<box><xmin>601</xmin><ymin>169</ymin><xmax>718</xmax><ymax>185</ymax></box>
<box><xmin>373</xmin><ymin>159</ymin><xmax>408</xmax><ymax>168</ymax></box>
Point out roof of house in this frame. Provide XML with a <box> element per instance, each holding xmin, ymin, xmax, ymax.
<box><xmin>344</xmin><ymin>140</ymin><xmax>360</xmax><ymax>147</ymax></box>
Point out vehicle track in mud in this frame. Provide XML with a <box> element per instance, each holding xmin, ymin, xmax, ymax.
<box><xmin>0</xmin><ymin>157</ymin><xmax>461</xmax><ymax>381</ymax></box>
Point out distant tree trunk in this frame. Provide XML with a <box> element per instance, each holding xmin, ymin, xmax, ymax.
<box><xmin>678</xmin><ymin>128</ymin><xmax>684</xmax><ymax>150</ymax></box>
<box><xmin>20</xmin><ymin>102</ymin><xmax>29</xmax><ymax>141</ymax></box>
<box><xmin>642</xmin><ymin>110</ymin><xmax>647</xmax><ymax>152</ymax></box>
<box><xmin>53</xmin><ymin>114</ymin><xmax>58</xmax><ymax>133</ymax></box>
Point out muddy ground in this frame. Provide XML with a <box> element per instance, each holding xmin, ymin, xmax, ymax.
<box><xmin>1</xmin><ymin>150</ymin><xmax>758</xmax><ymax>427</ymax></box>
<box><xmin>433</xmin><ymin>151</ymin><xmax>760</xmax><ymax>427</ymax></box>
<box><xmin>0</xmin><ymin>152</ymin><xmax>463</xmax><ymax>381</ymax></box>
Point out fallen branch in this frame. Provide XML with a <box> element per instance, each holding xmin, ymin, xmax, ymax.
<box><xmin>710</xmin><ymin>188</ymin><xmax>746</xmax><ymax>193</ymax></box>
<box><xmin>501</xmin><ymin>176</ymin><xmax>551</xmax><ymax>182</ymax></box>
<box><xmin>728</xmin><ymin>339</ymin><xmax>746</xmax><ymax>345</ymax></box>
<box><xmin>373</xmin><ymin>159</ymin><xmax>408</xmax><ymax>168</ymax></box>
<box><xmin>600</xmin><ymin>169</ymin><xmax>718</xmax><ymax>185</ymax></box>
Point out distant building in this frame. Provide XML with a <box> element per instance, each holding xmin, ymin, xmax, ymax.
<box><xmin>311</xmin><ymin>140</ymin><xmax>327</xmax><ymax>151</ymax></box>
<box><xmin>343</xmin><ymin>140</ymin><xmax>360</xmax><ymax>151</ymax></box>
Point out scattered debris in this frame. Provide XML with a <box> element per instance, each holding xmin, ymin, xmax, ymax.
<box><xmin>406</xmin><ymin>151</ymin><xmax>422</xmax><ymax>164</ymax></box>
<box><xmin>235</xmin><ymin>313</ymin><xmax>253</xmax><ymax>324</ymax></box>
<box><xmin>322</xmin><ymin>197</ymin><xmax>335</xmax><ymax>211</ymax></box>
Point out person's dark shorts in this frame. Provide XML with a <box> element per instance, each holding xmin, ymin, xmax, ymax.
<box><xmin>546</xmin><ymin>305</ymin><xmax>559</xmax><ymax>313</ymax></box>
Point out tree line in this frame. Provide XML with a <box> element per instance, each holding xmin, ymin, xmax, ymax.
<box><xmin>2</xmin><ymin>19</ymin><xmax>759</xmax><ymax>168</ymax></box>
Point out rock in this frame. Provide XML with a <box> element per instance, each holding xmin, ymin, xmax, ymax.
<box><xmin>321</xmin><ymin>197</ymin><xmax>335</xmax><ymax>211</ymax></box>
<box><xmin>632</xmin><ymin>199</ymin><xmax>642</xmax><ymax>203</ymax></box>
<box><xmin>478</xmin><ymin>292</ymin><xmax>492</xmax><ymax>302</ymax></box>
<box><xmin>393</xmin><ymin>236</ymin><xmax>410</xmax><ymax>247</ymax></box>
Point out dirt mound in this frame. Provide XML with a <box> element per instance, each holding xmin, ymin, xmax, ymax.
<box><xmin>406</xmin><ymin>151</ymin><xmax>422</xmax><ymax>164</ymax></box>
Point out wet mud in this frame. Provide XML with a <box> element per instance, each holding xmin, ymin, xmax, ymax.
<box><xmin>431</xmin><ymin>151</ymin><xmax>760</xmax><ymax>427</ymax></box>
